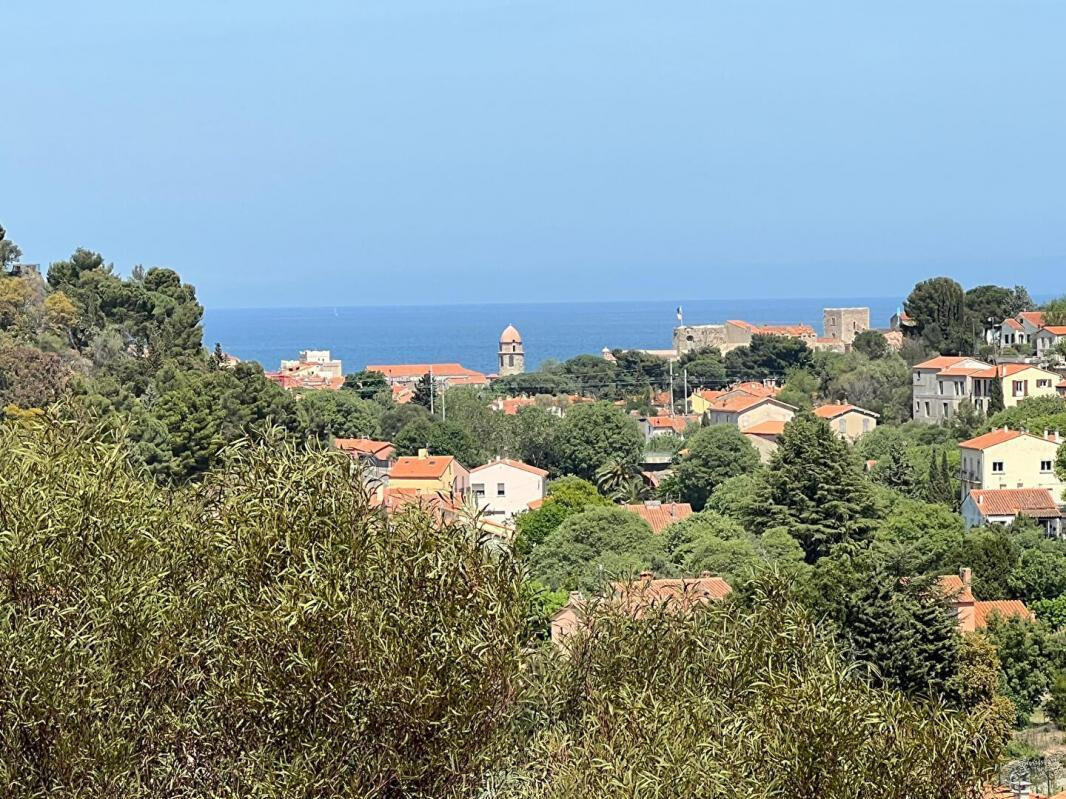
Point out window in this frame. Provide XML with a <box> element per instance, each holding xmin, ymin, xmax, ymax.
<box><xmin>938</xmin><ymin>380</ymin><xmax>945</xmax><ymax>396</ymax></box>
<box><xmin>508</xmin><ymin>355</ymin><xmax>514</xmax><ymax>366</ymax></box>
<box><xmin>838</xmin><ymin>419</ymin><xmax>846</xmax><ymax>433</ymax></box>
<box><xmin>1042</xmin><ymin>460</ymin><xmax>1053</xmax><ymax>473</ymax></box>
<box><xmin>496</xmin><ymin>482</ymin><xmax>506</xmax><ymax>497</ymax></box>
<box><xmin>473</xmin><ymin>483</ymin><xmax>485</xmax><ymax>498</ymax></box>
<box><xmin>1012</xmin><ymin>380</ymin><xmax>1026</xmax><ymax>398</ymax></box>
<box><xmin>924</xmin><ymin>401</ymin><xmax>930</xmax><ymax>416</ymax></box>
<box><xmin>1038</xmin><ymin>379</ymin><xmax>1052</xmax><ymax>388</ymax></box>
<box><xmin>942</xmin><ymin>402</ymin><xmax>949</xmax><ymax>417</ymax></box>
<box><xmin>992</xmin><ymin>462</ymin><xmax>1004</xmax><ymax>474</ymax></box>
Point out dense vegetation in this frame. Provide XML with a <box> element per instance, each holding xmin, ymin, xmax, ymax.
<box><xmin>4</xmin><ymin>223</ymin><xmax>1066</xmax><ymax>791</ymax></box>
<box><xmin>0</xmin><ymin>417</ymin><xmax>1012</xmax><ymax>796</ymax></box>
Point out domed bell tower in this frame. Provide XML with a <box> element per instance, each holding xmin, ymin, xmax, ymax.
<box><xmin>498</xmin><ymin>324</ymin><xmax>524</xmax><ymax>376</ymax></box>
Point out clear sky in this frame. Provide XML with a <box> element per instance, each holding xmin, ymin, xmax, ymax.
<box><xmin>2</xmin><ymin>1</ymin><xmax>1064</xmax><ymax>308</ymax></box>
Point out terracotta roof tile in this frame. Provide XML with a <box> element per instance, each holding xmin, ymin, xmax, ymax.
<box><xmin>742</xmin><ymin>420</ymin><xmax>787</xmax><ymax>436</ymax></box>
<box><xmin>958</xmin><ymin>429</ymin><xmax>1025</xmax><ymax>450</ymax></box>
<box><xmin>1019</xmin><ymin>311</ymin><xmax>1046</xmax><ymax>327</ymax></box>
<box><xmin>390</xmin><ymin>455</ymin><xmax>456</xmax><ymax>479</ymax></box>
<box><xmin>333</xmin><ymin>438</ymin><xmax>395</xmax><ymax>459</ymax></box>
<box><xmin>622</xmin><ymin>502</ymin><xmax>693</xmax><ymax>533</ymax></box>
<box><xmin>470</xmin><ymin>458</ymin><xmax>549</xmax><ymax>478</ymax></box>
<box><xmin>366</xmin><ymin>363</ymin><xmax>487</xmax><ymax>381</ymax></box>
<box><xmin>968</xmin><ymin>488</ymin><xmax>1060</xmax><ymax>518</ymax></box>
<box><xmin>1043</xmin><ymin>325</ymin><xmax>1066</xmax><ymax>335</ymax></box>
<box><xmin>974</xmin><ymin>600</ymin><xmax>1033</xmax><ymax>629</ymax></box>
<box><xmin>813</xmin><ymin>403</ymin><xmax>878</xmax><ymax>419</ymax></box>
<box><xmin>913</xmin><ymin>355</ymin><xmax>971</xmax><ymax>370</ymax></box>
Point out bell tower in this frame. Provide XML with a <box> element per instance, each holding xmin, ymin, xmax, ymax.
<box><xmin>498</xmin><ymin>324</ymin><xmax>524</xmax><ymax>376</ymax></box>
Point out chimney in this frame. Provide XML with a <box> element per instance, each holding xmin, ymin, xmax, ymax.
<box><xmin>977</xmin><ymin>494</ymin><xmax>983</xmax><ymax>505</ymax></box>
<box><xmin>639</xmin><ymin>570</ymin><xmax>654</xmax><ymax>582</ymax></box>
<box><xmin>960</xmin><ymin>567</ymin><xmax>972</xmax><ymax>586</ymax></box>
<box><xmin>700</xmin><ymin>571</ymin><xmax>713</xmax><ymax>578</ymax></box>
<box><xmin>417</xmin><ymin>448</ymin><xmax>429</xmax><ymax>459</ymax></box>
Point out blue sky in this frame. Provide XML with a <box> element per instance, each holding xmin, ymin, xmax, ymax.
<box><xmin>2</xmin><ymin>1</ymin><xmax>1064</xmax><ymax>308</ymax></box>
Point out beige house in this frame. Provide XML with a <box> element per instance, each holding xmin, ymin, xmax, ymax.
<box><xmin>742</xmin><ymin>420</ymin><xmax>787</xmax><ymax>463</ymax></box>
<box><xmin>470</xmin><ymin>458</ymin><xmax>547</xmax><ymax>521</ymax></box>
<box><xmin>388</xmin><ymin>450</ymin><xmax>471</xmax><ymax>498</ymax></box>
<box><xmin>706</xmin><ymin>394</ymin><xmax>797</xmax><ymax>430</ymax></box>
<box><xmin>813</xmin><ymin>404</ymin><xmax>879</xmax><ymax>442</ymax></box>
<box><xmin>984</xmin><ymin>363</ymin><xmax>1062</xmax><ymax>407</ymax></box>
<box><xmin>958</xmin><ymin>428</ymin><xmax>1063</xmax><ymax>501</ymax></box>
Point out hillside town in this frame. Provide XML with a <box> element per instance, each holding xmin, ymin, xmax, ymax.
<box><xmin>5</xmin><ymin>225</ymin><xmax>1066</xmax><ymax>796</ymax></box>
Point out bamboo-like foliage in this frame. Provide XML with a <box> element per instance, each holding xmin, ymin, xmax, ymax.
<box><xmin>501</xmin><ymin>579</ymin><xmax>1011</xmax><ymax>799</ymax></box>
<box><xmin>0</xmin><ymin>415</ymin><xmax>528</xmax><ymax>797</ymax></box>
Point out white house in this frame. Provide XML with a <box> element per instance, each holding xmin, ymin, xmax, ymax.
<box><xmin>962</xmin><ymin>488</ymin><xmax>1062</xmax><ymax>537</ymax></box>
<box><xmin>1036</xmin><ymin>325</ymin><xmax>1066</xmax><ymax>358</ymax></box>
<box><xmin>470</xmin><ymin>459</ymin><xmax>548</xmax><ymax>521</ymax></box>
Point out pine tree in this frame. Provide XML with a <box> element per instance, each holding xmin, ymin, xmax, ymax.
<box><xmin>987</xmin><ymin>375</ymin><xmax>1005</xmax><ymax>414</ymax></box>
<box><xmin>753</xmin><ymin>413</ymin><xmax>880</xmax><ymax>563</ymax></box>
<box><xmin>875</xmin><ymin>440</ymin><xmax>920</xmax><ymax>497</ymax></box>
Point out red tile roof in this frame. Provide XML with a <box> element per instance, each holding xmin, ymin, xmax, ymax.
<box><xmin>710</xmin><ymin>393</ymin><xmax>770</xmax><ymax>413</ymax></box>
<box><xmin>913</xmin><ymin>355</ymin><xmax>970</xmax><ymax>370</ymax></box>
<box><xmin>1003</xmin><ymin>318</ymin><xmax>1024</xmax><ymax>331</ymax></box>
<box><xmin>390</xmin><ymin>454</ymin><xmax>457</xmax><ymax>479</ymax></box>
<box><xmin>646</xmin><ymin>416</ymin><xmax>693</xmax><ymax>433</ymax></box>
<box><xmin>814</xmin><ymin>403</ymin><xmax>878</xmax><ymax>419</ymax></box>
<box><xmin>937</xmin><ymin>573</ymin><xmax>976</xmax><ymax>604</ymax></box>
<box><xmin>756</xmin><ymin>323</ymin><xmax>817</xmax><ymax>337</ymax></box>
<box><xmin>470</xmin><ymin>458</ymin><xmax>549</xmax><ymax>478</ymax></box>
<box><xmin>333</xmin><ymin>438</ymin><xmax>395</xmax><ymax>459</ymax></box>
<box><xmin>1020</xmin><ymin>311</ymin><xmax>1046</xmax><ymax>327</ymax></box>
<box><xmin>613</xmin><ymin>574</ymin><xmax>733</xmax><ymax>604</ymax></box>
<box><xmin>974</xmin><ymin>600</ymin><xmax>1033</xmax><ymax>629</ymax></box>
<box><xmin>622</xmin><ymin>502</ymin><xmax>693</xmax><ymax>533</ymax></box>
<box><xmin>958</xmin><ymin>429</ymin><xmax>1025</xmax><ymax>450</ymax></box>
<box><xmin>1042</xmin><ymin>325</ymin><xmax>1066</xmax><ymax>335</ymax></box>
<box><xmin>366</xmin><ymin>363</ymin><xmax>488</xmax><ymax>382</ymax></box>
<box><xmin>742</xmin><ymin>419</ymin><xmax>787</xmax><ymax>436</ymax></box>
<box><xmin>731</xmin><ymin>381</ymin><xmax>780</xmax><ymax>397</ymax></box>
<box><xmin>968</xmin><ymin>488</ymin><xmax>1060</xmax><ymax>518</ymax></box>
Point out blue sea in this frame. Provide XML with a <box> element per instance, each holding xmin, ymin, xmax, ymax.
<box><xmin>203</xmin><ymin>297</ymin><xmax>903</xmax><ymax>375</ymax></box>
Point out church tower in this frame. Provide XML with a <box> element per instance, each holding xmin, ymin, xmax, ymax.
<box><xmin>498</xmin><ymin>324</ymin><xmax>524</xmax><ymax>376</ymax></box>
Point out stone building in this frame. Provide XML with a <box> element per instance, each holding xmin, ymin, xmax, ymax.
<box><xmin>822</xmin><ymin>307</ymin><xmax>870</xmax><ymax>345</ymax></box>
<box><xmin>498</xmin><ymin>324</ymin><xmax>524</xmax><ymax>376</ymax></box>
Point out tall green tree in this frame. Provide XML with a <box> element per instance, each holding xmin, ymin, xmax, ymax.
<box><xmin>904</xmin><ymin>277</ymin><xmax>974</xmax><ymax>355</ymax></box>
<box><xmin>552</xmin><ymin>402</ymin><xmax>643</xmax><ymax>481</ymax></box>
<box><xmin>724</xmin><ymin>334</ymin><xmax>813</xmax><ymax>381</ymax></box>
<box><xmin>660</xmin><ymin>425</ymin><xmax>760</xmax><ymax>510</ymax></box>
<box><xmin>509</xmin><ymin>404</ymin><xmax>560</xmax><ymax>471</ymax></box>
<box><xmin>873</xmin><ymin>440</ymin><xmax>921</xmax><ymax>498</ymax></box>
<box><xmin>751</xmin><ymin>414</ymin><xmax>880</xmax><ymax>562</ymax></box>
<box><xmin>412</xmin><ymin>372</ymin><xmax>434</xmax><ymax>408</ymax></box>
<box><xmin>987</xmin><ymin>376</ymin><xmax>1005</xmax><ymax>414</ymax></box>
<box><xmin>527</xmin><ymin>505</ymin><xmax>665</xmax><ymax>591</ymax></box>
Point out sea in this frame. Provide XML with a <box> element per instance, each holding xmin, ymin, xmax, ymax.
<box><xmin>203</xmin><ymin>296</ymin><xmax>904</xmax><ymax>376</ymax></box>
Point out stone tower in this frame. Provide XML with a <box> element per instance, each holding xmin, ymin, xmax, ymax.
<box><xmin>498</xmin><ymin>324</ymin><xmax>524</xmax><ymax>376</ymax></box>
<box><xmin>823</xmin><ymin>307</ymin><xmax>871</xmax><ymax>346</ymax></box>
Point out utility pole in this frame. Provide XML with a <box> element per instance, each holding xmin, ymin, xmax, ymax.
<box><xmin>429</xmin><ymin>365</ymin><xmax>434</xmax><ymax>415</ymax></box>
<box><xmin>665</xmin><ymin>357</ymin><xmax>673</xmax><ymax>415</ymax></box>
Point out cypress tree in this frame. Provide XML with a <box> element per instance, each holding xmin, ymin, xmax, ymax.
<box><xmin>875</xmin><ymin>440</ymin><xmax>920</xmax><ymax>497</ymax></box>
<box><xmin>753</xmin><ymin>413</ymin><xmax>879</xmax><ymax>563</ymax></box>
<box><xmin>987</xmin><ymin>375</ymin><xmax>1005</xmax><ymax>414</ymax></box>
<box><xmin>924</xmin><ymin>449</ymin><xmax>955</xmax><ymax>507</ymax></box>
